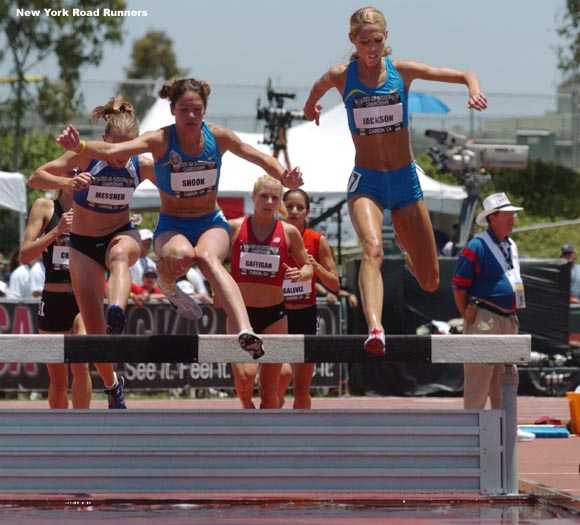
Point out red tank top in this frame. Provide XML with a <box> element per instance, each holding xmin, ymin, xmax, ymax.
<box><xmin>230</xmin><ymin>216</ymin><xmax>289</xmax><ymax>287</ymax></box>
<box><xmin>284</xmin><ymin>228</ymin><xmax>321</xmax><ymax>306</ymax></box>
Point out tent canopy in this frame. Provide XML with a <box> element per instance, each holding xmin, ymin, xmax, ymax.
<box><xmin>0</xmin><ymin>171</ymin><xmax>27</xmax><ymax>242</ymax></box>
<box><xmin>0</xmin><ymin>171</ymin><xmax>27</xmax><ymax>214</ymax></box>
<box><xmin>133</xmin><ymin>99</ymin><xmax>466</xmax><ymax>214</ymax></box>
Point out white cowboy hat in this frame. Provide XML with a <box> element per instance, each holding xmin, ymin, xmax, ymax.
<box><xmin>475</xmin><ymin>192</ymin><xmax>523</xmax><ymax>227</ymax></box>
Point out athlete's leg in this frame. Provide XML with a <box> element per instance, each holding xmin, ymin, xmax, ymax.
<box><xmin>69</xmin><ymin>248</ymin><xmax>116</xmax><ymax>387</ymax></box>
<box><xmin>256</xmin><ymin>315</ymin><xmax>286</xmax><ymax>409</ymax></box>
<box><xmin>195</xmin><ymin>227</ymin><xmax>254</xmax><ymax>333</ymax></box>
<box><xmin>291</xmin><ymin>363</ymin><xmax>315</xmax><ymax>409</ymax></box>
<box><xmin>277</xmin><ymin>363</ymin><xmax>293</xmax><ymax>408</ymax></box>
<box><xmin>106</xmin><ymin>231</ymin><xmax>141</xmax><ymax>308</ymax></box>
<box><xmin>154</xmin><ymin>231</ymin><xmax>196</xmax><ymax>290</ymax></box>
<box><xmin>348</xmin><ymin>195</ymin><xmax>385</xmax><ymax>333</ymax></box>
<box><xmin>44</xmin><ymin>361</ymin><xmax>69</xmax><ymax>409</ymax></box>
<box><xmin>391</xmin><ymin>199</ymin><xmax>439</xmax><ymax>292</ymax></box>
<box><xmin>70</xmin><ymin>312</ymin><xmax>92</xmax><ymax>409</ymax></box>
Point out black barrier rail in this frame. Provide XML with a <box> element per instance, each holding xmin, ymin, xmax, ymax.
<box><xmin>0</xmin><ymin>333</ymin><xmax>531</xmax><ymax>364</ymax></box>
<box><xmin>0</xmin><ymin>301</ymin><xmax>345</xmax><ymax>392</ymax></box>
<box><xmin>61</xmin><ymin>334</ymin><xmax>432</xmax><ymax>363</ymax></box>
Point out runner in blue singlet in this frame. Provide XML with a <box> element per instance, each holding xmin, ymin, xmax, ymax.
<box><xmin>55</xmin><ymin>78</ymin><xmax>304</xmax><ymax>360</ymax></box>
<box><xmin>303</xmin><ymin>7</ymin><xmax>488</xmax><ymax>356</ymax></box>
<box><xmin>30</xmin><ymin>96</ymin><xmax>157</xmax><ymax>409</ymax></box>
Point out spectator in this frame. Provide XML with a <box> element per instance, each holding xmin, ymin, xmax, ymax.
<box><xmin>0</xmin><ymin>252</ymin><xmax>7</xmax><ymax>281</ymax></box>
<box><xmin>316</xmin><ymin>282</ymin><xmax>359</xmax><ymax>309</ymax></box>
<box><xmin>29</xmin><ymin>259</ymin><xmax>45</xmax><ymax>298</ymax></box>
<box><xmin>560</xmin><ymin>244</ymin><xmax>580</xmax><ymax>303</ymax></box>
<box><xmin>129</xmin><ymin>267</ymin><xmax>165</xmax><ymax>307</ymax></box>
<box><xmin>442</xmin><ymin>224</ymin><xmax>460</xmax><ymax>257</ymax></box>
<box><xmin>452</xmin><ymin>192</ymin><xmax>534</xmax><ymax>443</ymax></box>
<box><xmin>177</xmin><ymin>266</ymin><xmax>213</xmax><ymax>304</ymax></box>
<box><xmin>6</xmin><ymin>250</ymin><xmax>43</xmax><ymax>300</ymax></box>
<box><xmin>130</xmin><ymin>228</ymin><xmax>156</xmax><ymax>286</ymax></box>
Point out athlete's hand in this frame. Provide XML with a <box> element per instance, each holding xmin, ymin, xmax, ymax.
<box><xmin>303</xmin><ymin>103</ymin><xmax>323</xmax><ymax>125</ymax></box>
<box><xmin>57</xmin><ymin>210</ymin><xmax>74</xmax><ymax>234</ymax></box>
<box><xmin>467</xmin><ymin>90</ymin><xmax>487</xmax><ymax>111</ymax></box>
<box><xmin>283</xmin><ymin>263</ymin><xmax>303</xmax><ymax>282</ymax></box>
<box><xmin>69</xmin><ymin>172</ymin><xmax>92</xmax><ymax>192</ymax></box>
<box><xmin>56</xmin><ymin>124</ymin><xmax>82</xmax><ymax>152</ymax></box>
<box><xmin>281</xmin><ymin>165</ymin><xmax>304</xmax><ymax>189</ymax></box>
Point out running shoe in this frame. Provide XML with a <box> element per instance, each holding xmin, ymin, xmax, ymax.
<box><xmin>158</xmin><ymin>281</ymin><xmax>202</xmax><ymax>320</ymax></box>
<box><xmin>105</xmin><ymin>374</ymin><xmax>127</xmax><ymax>409</ymax></box>
<box><xmin>364</xmin><ymin>328</ymin><xmax>386</xmax><ymax>356</ymax></box>
<box><xmin>106</xmin><ymin>305</ymin><xmax>126</xmax><ymax>335</ymax></box>
<box><xmin>517</xmin><ymin>428</ymin><xmax>536</xmax><ymax>442</ymax></box>
<box><xmin>238</xmin><ymin>330</ymin><xmax>265</xmax><ymax>360</ymax></box>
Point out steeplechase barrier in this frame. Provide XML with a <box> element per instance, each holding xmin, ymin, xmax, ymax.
<box><xmin>0</xmin><ymin>334</ymin><xmax>530</xmax><ymax>496</ymax></box>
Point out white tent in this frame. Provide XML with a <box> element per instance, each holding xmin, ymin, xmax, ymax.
<box><xmin>133</xmin><ymin>99</ymin><xmax>466</xmax><ymax>215</ymax></box>
<box><xmin>0</xmin><ymin>171</ymin><xmax>27</xmax><ymax>242</ymax></box>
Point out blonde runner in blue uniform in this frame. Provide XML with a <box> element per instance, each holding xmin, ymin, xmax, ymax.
<box><xmin>303</xmin><ymin>7</ymin><xmax>487</xmax><ymax>355</ymax></box>
<box><xmin>30</xmin><ymin>96</ymin><xmax>155</xmax><ymax>409</ymax></box>
<box><xmin>56</xmin><ymin>78</ymin><xmax>304</xmax><ymax>358</ymax></box>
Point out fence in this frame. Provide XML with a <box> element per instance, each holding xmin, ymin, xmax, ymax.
<box><xmin>2</xmin><ymin>79</ymin><xmax>580</xmax><ymax>171</ymax></box>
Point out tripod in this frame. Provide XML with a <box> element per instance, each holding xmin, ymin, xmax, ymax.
<box><xmin>272</xmin><ymin>124</ymin><xmax>292</xmax><ymax>169</ymax></box>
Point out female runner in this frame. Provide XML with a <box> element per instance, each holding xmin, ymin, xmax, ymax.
<box><xmin>20</xmin><ymin>177</ymin><xmax>92</xmax><ymax>408</ymax></box>
<box><xmin>30</xmin><ymin>96</ymin><xmax>155</xmax><ymax>408</ymax></box>
<box><xmin>303</xmin><ymin>6</ymin><xmax>487</xmax><ymax>355</ymax></box>
<box><xmin>55</xmin><ymin>78</ymin><xmax>304</xmax><ymax>358</ymax></box>
<box><xmin>278</xmin><ymin>189</ymin><xmax>339</xmax><ymax>408</ymax></box>
<box><xmin>229</xmin><ymin>175</ymin><xmax>312</xmax><ymax>408</ymax></box>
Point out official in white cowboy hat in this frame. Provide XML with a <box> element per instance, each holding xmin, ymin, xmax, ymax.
<box><xmin>452</xmin><ymin>192</ymin><xmax>534</xmax><ymax>442</ymax></box>
<box><xmin>475</xmin><ymin>192</ymin><xmax>523</xmax><ymax>227</ymax></box>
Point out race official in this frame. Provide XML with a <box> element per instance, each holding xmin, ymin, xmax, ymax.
<box><xmin>452</xmin><ymin>193</ymin><xmax>531</xmax><ymax>437</ymax></box>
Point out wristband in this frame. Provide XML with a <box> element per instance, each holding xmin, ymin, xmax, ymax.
<box><xmin>76</xmin><ymin>140</ymin><xmax>86</xmax><ymax>155</ymax></box>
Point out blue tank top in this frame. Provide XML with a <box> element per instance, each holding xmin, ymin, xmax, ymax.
<box><xmin>73</xmin><ymin>157</ymin><xmax>141</xmax><ymax>214</ymax></box>
<box><xmin>342</xmin><ymin>56</ymin><xmax>409</xmax><ymax>135</ymax></box>
<box><xmin>154</xmin><ymin>122</ymin><xmax>222</xmax><ymax>198</ymax></box>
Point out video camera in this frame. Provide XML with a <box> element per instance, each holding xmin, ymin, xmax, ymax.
<box><xmin>425</xmin><ymin>129</ymin><xmax>529</xmax><ymax>174</ymax></box>
<box><xmin>256</xmin><ymin>80</ymin><xmax>306</xmax><ymax>148</ymax></box>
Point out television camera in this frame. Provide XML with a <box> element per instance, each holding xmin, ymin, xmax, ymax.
<box><xmin>425</xmin><ymin>129</ymin><xmax>530</xmax><ymax>249</ymax></box>
<box><xmin>425</xmin><ymin>129</ymin><xmax>529</xmax><ymax>175</ymax></box>
<box><xmin>256</xmin><ymin>80</ymin><xmax>307</xmax><ymax>150</ymax></box>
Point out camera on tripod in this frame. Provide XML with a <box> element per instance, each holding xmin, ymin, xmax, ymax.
<box><xmin>425</xmin><ymin>129</ymin><xmax>529</xmax><ymax>174</ymax></box>
<box><xmin>256</xmin><ymin>80</ymin><xmax>306</xmax><ymax>148</ymax></box>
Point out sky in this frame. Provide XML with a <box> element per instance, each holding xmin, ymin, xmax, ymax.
<box><xmin>2</xmin><ymin>0</ymin><xmax>569</xmax><ymax>120</ymax></box>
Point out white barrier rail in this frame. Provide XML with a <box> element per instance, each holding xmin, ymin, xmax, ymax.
<box><xmin>0</xmin><ymin>333</ymin><xmax>531</xmax><ymax>496</ymax></box>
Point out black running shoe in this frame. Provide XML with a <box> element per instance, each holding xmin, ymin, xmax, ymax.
<box><xmin>105</xmin><ymin>374</ymin><xmax>127</xmax><ymax>409</ymax></box>
<box><xmin>238</xmin><ymin>330</ymin><xmax>265</xmax><ymax>360</ymax></box>
<box><xmin>106</xmin><ymin>305</ymin><xmax>126</xmax><ymax>335</ymax></box>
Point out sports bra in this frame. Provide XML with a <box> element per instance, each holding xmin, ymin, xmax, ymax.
<box><xmin>230</xmin><ymin>217</ymin><xmax>289</xmax><ymax>287</ymax></box>
<box><xmin>42</xmin><ymin>200</ymin><xmax>71</xmax><ymax>284</ymax></box>
<box><xmin>73</xmin><ymin>157</ymin><xmax>141</xmax><ymax>213</ymax></box>
<box><xmin>342</xmin><ymin>56</ymin><xmax>409</xmax><ymax>135</ymax></box>
<box><xmin>154</xmin><ymin>123</ymin><xmax>222</xmax><ymax>198</ymax></box>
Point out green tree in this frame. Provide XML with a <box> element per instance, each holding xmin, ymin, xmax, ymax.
<box><xmin>0</xmin><ymin>129</ymin><xmax>61</xmax><ymax>258</ymax></box>
<box><xmin>556</xmin><ymin>0</ymin><xmax>580</xmax><ymax>75</ymax></box>
<box><xmin>118</xmin><ymin>29</ymin><xmax>188</xmax><ymax>120</ymax></box>
<box><xmin>0</xmin><ymin>0</ymin><xmax>127</xmax><ymax>171</ymax></box>
<box><xmin>486</xmin><ymin>160</ymin><xmax>580</xmax><ymax>220</ymax></box>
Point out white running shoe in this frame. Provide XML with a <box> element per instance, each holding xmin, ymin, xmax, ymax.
<box><xmin>159</xmin><ymin>281</ymin><xmax>202</xmax><ymax>320</ymax></box>
<box><xmin>517</xmin><ymin>428</ymin><xmax>536</xmax><ymax>442</ymax></box>
<box><xmin>238</xmin><ymin>330</ymin><xmax>265</xmax><ymax>359</ymax></box>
